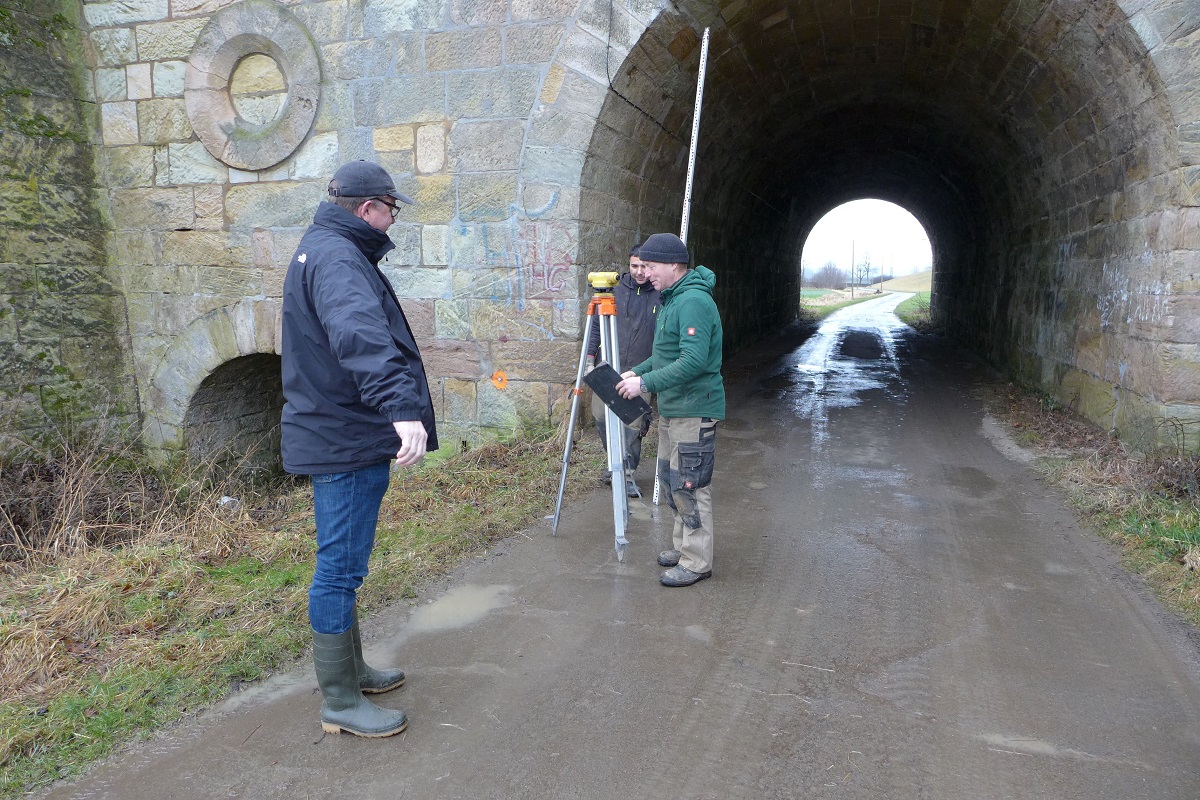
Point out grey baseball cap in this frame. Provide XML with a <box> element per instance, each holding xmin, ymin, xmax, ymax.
<box><xmin>327</xmin><ymin>160</ymin><xmax>414</xmax><ymax>205</ymax></box>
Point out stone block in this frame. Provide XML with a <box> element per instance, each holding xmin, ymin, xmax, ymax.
<box><xmin>90</xmin><ymin>27</ymin><xmax>138</xmax><ymax>66</ymax></box>
<box><xmin>422</xmin><ymin>339</ymin><xmax>484</xmax><ymax>378</ymax></box>
<box><xmin>556</xmin><ymin>26</ymin><xmax>617</xmax><ymax>87</ymax></box>
<box><xmin>450</xmin><ymin>0</ymin><xmax>505</xmax><ymax>24</ymax></box>
<box><xmin>459</xmin><ymin>173</ymin><xmax>518</xmax><ymax>221</ymax></box>
<box><xmin>380</xmin><ymin>266</ymin><xmax>452</xmax><ymax>299</ymax></box>
<box><xmin>113</xmin><ymin>232</ymin><xmax>165</xmax><ymax>269</ymax></box>
<box><xmin>314</xmin><ymin>80</ymin><xmax>353</xmax><ymax>132</ymax></box>
<box><xmin>477</xmin><ymin>379</ymin><xmax>549</xmax><ymax>432</ymax></box>
<box><xmin>135</xmin><ymin>17</ymin><xmax>207</xmax><ymax>60</ymax></box>
<box><xmin>511</xmin><ymin>0</ymin><xmax>575</xmax><ymax>22</ymax></box>
<box><xmin>441</xmin><ymin>378</ymin><xmax>477</xmax><ymax>422</ymax></box>
<box><xmin>377</xmin><ymin>150</ymin><xmax>417</xmax><ymax>179</ymax></box>
<box><xmin>450</xmin><ymin>119</ymin><xmax>523</xmax><ymax>173</ymax></box>
<box><xmin>166</xmin><ymin>141</ymin><xmax>228</xmax><ymax>184</ymax></box>
<box><xmin>422</xmin><ymin>224</ymin><xmax>449</xmax><ymax>265</ymax></box>
<box><xmin>363</xmin><ymin>0</ymin><xmax>449</xmax><ymax>33</ymax></box>
<box><xmin>102</xmin><ymin>101</ymin><xmax>139</xmax><ymax>145</ymax></box>
<box><xmin>446</xmin><ymin>68</ymin><xmax>539</xmax><ymax>119</ymax></box>
<box><xmin>1156</xmin><ymin>344</ymin><xmax>1200</xmax><ymax>403</ymax></box>
<box><xmin>397</xmin><ymin>174</ymin><xmax>455</xmax><ymax>223</ymax></box>
<box><xmin>435</xmin><ymin>298</ymin><xmax>471</xmax><ymax>337</ymax></box>
<box><xmin>111</xmin><ymin>187</ymin><xmax>195</xmax><ymax>230</ymax></box>
<box><xmin>374</xmin><ymin>125</ymin><xmax>416</xmax><ymax>152</ymax></box>
<box><xmin>381</xmin><ymin>225</ymin><xmax>422</xmax><ymax>267</ymax></box>
<box><xmin>85</xmin><ymin>0</ymin><xmax>168</xmax><ymax>27</ymax></box>
<box><xmin>354</xmin><ymin>75</ymin><xmax>446</xmax><ymax>126</ymax></box>
<box><xmin>152</xmin><ymin>60</ymin><xmax>187</xmax><ymax>97</ymax></box>
<box><xmin>504</xmin><ymin>22</ymin><xmax>564</xmax><ymax>64</ymax></box>
<box><xmin>226</xmin><ymin>182</ymin><xmax>322</xmax><ymax>229</ymax></box>
<box><xmin>337</xmin><ymin>127</ymin><xmax>376</xmax><ymax>165</ymax></box>
<box><xmin>520</xmin><ymin>145</ymin><xmax>586</xmax><ymax>186</ymax></box>
<box><xmin>469</xmin><ymin>298</ymin><xmax>553</xmax><ymax>340</ymax></box>
<box><xmin>101</xmin><ymin>146</ymin><xmax>154</xmax><ymax>188</ymax></box>
<box><xmin>416</xmin><ymin>124</ymin><xmax>446</xmax><ymax>173</ymax></box>
<box><xmin>138</xmin><ymin>98</ymin><xmax>192</xmax><ymax>144</ymax></box>
<box><xmin>399</xmin><ymin>297</ymin><xmax>435</xmax><ymax>338</ymax></box>
<box><xmin>179</xmin><ymin>264</ymin><xmax>263</xmax><ymax>297</ymax></box>
<box><xmin>193</xmin><ymin>186</ymin><xmax>226</xmax><ymax>230</ymax></box>
<box><xmin>426</xmin><ymin>27</ymin><xmax>503</xmax><ymax>71</ymax></box>
<box><xmin>162</xmin><ymin>230</ymin><xmax>251</xmax><ymax>267</ymax></box>
<box><xmin>293</xmin><ymin>0</ymin><xmax>350</xmax><ymax>44</ymax></box>
<box><xmin>491</xmin><ymin>339</ymin><xmax>578</xmax><ymax>381</ymax></box>
<box><xmin>291</xmin><ymin>132</ymin><xmax>340</xmax><ymax>179</ymax></box>
<box><xmin>126</xmin><ymin>63</ymin><xmax>153</xmax><ymax>99</ymax></box>
<box><xmin>453</xmin><ymin>268</ymin><xmax>519</xmax><ymax>302</ymax></box>
<box><xmin>522</xmin><ymin>185</ymin><xmax>579</xmax><ymax>220</ymax></box>
<box><xmin>552</xmin><ymin>296</ymin><xmax>582</xmax><ymax>337</ymax></box>
<box><xmin>322</xmin><ymin>38</ymin><xmax>407</xmax><ymax>80</ymax></box>
<box><xmin>96</xmin><ymin>67</ymin><xmax>127</xmax><ymax>101</ymax></box>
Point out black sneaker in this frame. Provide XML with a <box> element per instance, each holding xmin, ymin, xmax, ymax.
<box><xmin>657</xmin><ymin>549</ymin><xmax>680</xmax><ymax>567</ymax></box>
<box><xmin>660</xmin><ymin>565</ymin><xmax>712</xmax><ymax>587</ymax></box>
<box><xmin>625</xmin><ymin>477</ymin><xmax>640</xmax><ymax>497</ymax></box>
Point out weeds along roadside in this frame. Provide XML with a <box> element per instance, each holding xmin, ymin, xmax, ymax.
<box><xmin>0</xmin><ymin>423</ymin><xmax>604</xmax><ymax>797</ymax></box>
<box><xmin>983</xmin><ymin>383</ymin><xmax>1200</xmax><ymax>626</ymax></box>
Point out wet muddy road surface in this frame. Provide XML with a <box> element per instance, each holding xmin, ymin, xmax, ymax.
<box><xmin>43</xmin><ymin>294</ymin><xmax>1200</xmax><ymax>799</ymax></box>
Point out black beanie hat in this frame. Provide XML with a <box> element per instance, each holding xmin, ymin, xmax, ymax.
<box><xmin>637</xmin><ymin>233</ymin><xmax>689</xmax><ymax>265</ymax></box>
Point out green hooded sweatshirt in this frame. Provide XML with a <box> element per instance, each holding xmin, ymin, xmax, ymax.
<box><xmin>631</xmin><ymin>265</ymin><xmax>725</xmax><ymax>420</ymax></box>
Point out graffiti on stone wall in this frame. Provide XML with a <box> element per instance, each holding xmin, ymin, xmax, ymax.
<box><xmin>1097</xmin><ymin>253</ymin><xmax>1170</xmax><ymax>329</ymax></box>
<box><xmin>516</xmin><ymin>219</ymin><xmax>575</xmax><ymax>296</ymax></box>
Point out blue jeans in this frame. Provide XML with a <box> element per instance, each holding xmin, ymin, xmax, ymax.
<box><xmin>309</xmin><ymin>463</ymin><xmax>390</xmax><ymax>634</ymax></box>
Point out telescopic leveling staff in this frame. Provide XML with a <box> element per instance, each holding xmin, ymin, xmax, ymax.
<box><xmin>552</xmin><ymin>271</ymin><xmax>647</xmax><ymax>562</ymax></box>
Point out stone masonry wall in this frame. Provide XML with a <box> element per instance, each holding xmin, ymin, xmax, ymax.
<box><xmin>0</xmin><ymin>0</ymin><xmax>138</xmax><ymax>440</ymax></box>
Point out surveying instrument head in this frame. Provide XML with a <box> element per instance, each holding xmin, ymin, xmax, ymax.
<box><xmin>588</xmin><ymin>271</ymin><xmax>620</xmax><ymax>292</ymax></box>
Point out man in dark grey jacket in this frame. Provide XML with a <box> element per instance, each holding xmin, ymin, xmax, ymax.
<box><xmin>282</xmin><ymin>160</ymin><xmax>437</xmax><ymax>738</ymax></box>
<box><xmin>585</xmin><ymin>244</ymin><xmax>660</xmax><ymax>496</ymax></box>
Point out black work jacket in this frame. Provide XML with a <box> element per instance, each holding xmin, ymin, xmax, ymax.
<box><xmin>281</xmin><ymin>202</ymin><xmax>438</xmax><ymax>474</ymax></box>
<box><xmin>586</xmin><ymin>272</ymin><xmax>660</xmax><ymax>370</ymax></box>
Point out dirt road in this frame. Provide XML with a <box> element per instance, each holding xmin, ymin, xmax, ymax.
<box><xmin>42</xmin><ymin>294</ymin><xmax>1200</xmax><ymax>799</ymax></box>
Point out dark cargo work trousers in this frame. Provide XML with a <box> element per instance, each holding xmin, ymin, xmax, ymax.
<box><xmin>657</xmin><ymin>416</ymin><xmax>718</xmax><ymax>573</ymax></box>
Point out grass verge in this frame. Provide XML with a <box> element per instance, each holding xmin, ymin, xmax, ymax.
<box><xmin>894</xmin><ymin>291</ymin><xmax>934</xmax><ymax>331</ymax></box>
<box><xmin>0</xmin><ymin>431</ymin><xmax>603</xmax><ymax>797</ymax></box>
<box><xmin>984</xmin><ymin>384</ymin><xmax>1200</xmax><ymax>626</ymax></box>
<box><xmin>799</xmin><ymin>293</ymin><xmax>880</xmax><ymax>321</ymax></box>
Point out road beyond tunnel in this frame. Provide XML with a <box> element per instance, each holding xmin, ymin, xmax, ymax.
<box><xmin>40</xmin><ymin>298</ymin><xmax>1200</xmax><ymax>800</ymax></box>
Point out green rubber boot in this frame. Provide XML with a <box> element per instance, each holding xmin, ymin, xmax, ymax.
<box><xmin>312</xmin><ymin>630</ymin><xmax>407</xmax><ymax>737</ymax></box>
<box><xmin>351</xmin><ymin>613</ymin><xmax>406</xmax><ymax>694</ymax></box>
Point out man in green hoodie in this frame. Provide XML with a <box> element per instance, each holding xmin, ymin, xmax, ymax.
<box><xmin>616</xmin><ymin>233</ymin><xmax>725</xmax><ymax>587</ymax></box>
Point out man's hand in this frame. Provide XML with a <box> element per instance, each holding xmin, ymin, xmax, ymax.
<box><xmin>615</xmin><ymin>371</ymin><xmax>643</xmax><ymax>400</ymax></box>
<box><xmin>392</xmin><ymin>420</ymin><xmax>428</xmax><ymax>466</ymax></box>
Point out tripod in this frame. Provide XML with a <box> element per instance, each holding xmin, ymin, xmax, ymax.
<box><xmin>551</xmin><ymin>272</ymin><xmax>632</xmax><ymax>561</ymax></box>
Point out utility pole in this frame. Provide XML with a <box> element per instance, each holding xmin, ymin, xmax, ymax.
<box><xmin>850</xmin><ymin>239</ymin><xmax>855</xmax><ymax>299</ymax></box>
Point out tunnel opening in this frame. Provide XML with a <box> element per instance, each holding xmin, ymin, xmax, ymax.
<box><xmin>577</xmin><ymin>1</ymin><xmax>1190</xmax><ymax>446</ymax></box>
<box><xmin>183</xmin><ymin>354</ymin><xmax>284</xmax><ymax>483</ymax></box>
<box><xmin>801</xmin><ymin>199</ymin><xmax>933</xmax><ymax>291</ymax></box>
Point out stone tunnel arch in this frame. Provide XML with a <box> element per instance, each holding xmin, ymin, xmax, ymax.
<box><xmin>554</xmin><ymin>0</ymin><xmax>1200</xmax><ymax>448</ymax></box>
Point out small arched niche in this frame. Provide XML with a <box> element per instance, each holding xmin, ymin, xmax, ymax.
<box><xmin>183</xmin><ymin>353</ymin><xmax>284</xmax><ymax>482</ymax></box>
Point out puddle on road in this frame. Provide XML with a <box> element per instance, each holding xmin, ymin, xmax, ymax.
<box><xmin>756</xmin><ymin>294</ymin><xmax>913</xmax><ymax>448</ymax></box>
<box><xmin>409</xmin><ymin>584</ymin><xmax>513</xmax><ymax>632</ymax></box>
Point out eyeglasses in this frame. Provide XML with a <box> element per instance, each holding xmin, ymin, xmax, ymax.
<box><xmin>373</xmin><ymin>197</ymin><xmax>401</xmax><ymax>220</ymax></box>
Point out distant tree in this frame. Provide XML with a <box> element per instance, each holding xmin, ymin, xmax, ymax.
<box><xmin>852</xmin><ymin>254</ymin><xmax>873</xmax><ymax>288</ymax></box>
<box><xmin>812</xmin><ymin>261</ymin><xmax>846</xmax><ymax>289</ymax></box>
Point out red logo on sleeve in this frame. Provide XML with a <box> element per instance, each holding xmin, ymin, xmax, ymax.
<box><xmin>687</xmin><ymin>327</ymin><xmax>696</xmax><ymax>336</ymax></box>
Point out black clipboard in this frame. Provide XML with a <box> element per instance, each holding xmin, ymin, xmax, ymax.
<box><xmin>583</xmin><ymin>362</ymin><xmax>651</xmax><ymax>425</ymax></box>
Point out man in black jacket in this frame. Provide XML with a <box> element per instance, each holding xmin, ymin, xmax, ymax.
<box><xmin>586</xmin><ymin>244</ymin><xmax>660</xmax><ymax>496</ymax></box>
<box><xmin>281</xmin><ymin>160</ymin><xmax>438</xmax><ymax>738</ymax></box>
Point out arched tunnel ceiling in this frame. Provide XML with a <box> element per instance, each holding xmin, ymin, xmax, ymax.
<box><xmin>580</xmin><ymin>0</ymin><xmax>1186</xmax><ymax>419</ymax></box>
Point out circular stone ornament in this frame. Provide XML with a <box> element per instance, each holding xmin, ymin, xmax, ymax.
<box><xmin>185</xmin><ymin>0</ymin><xmax>320</xmax><ymax>171</ymax></box>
